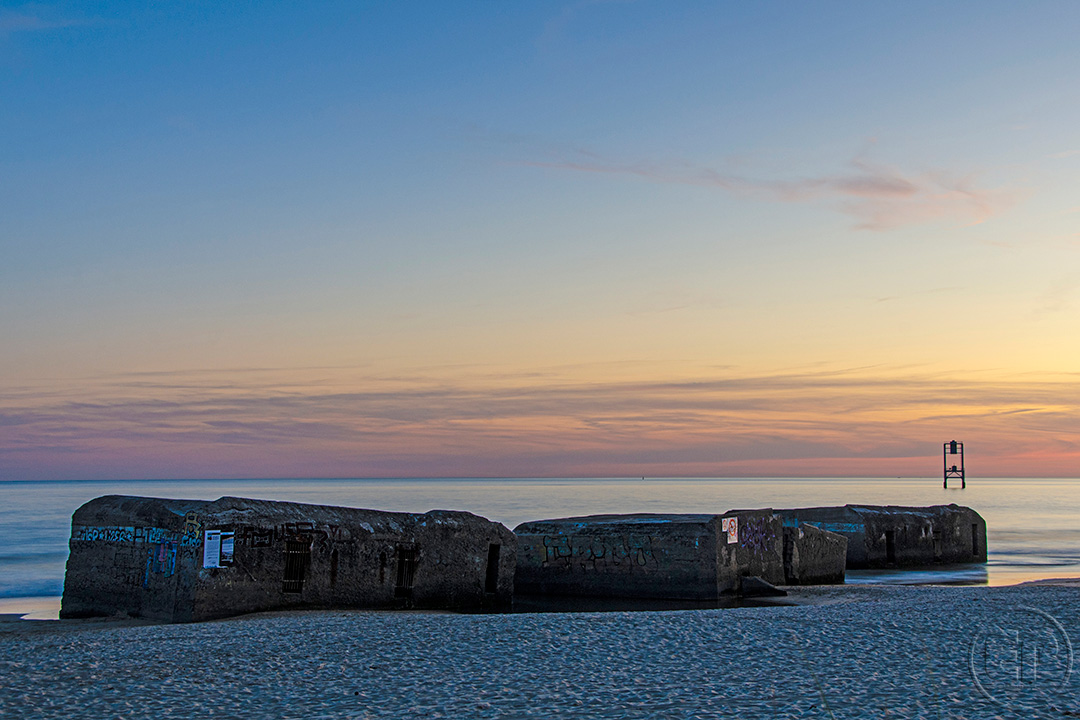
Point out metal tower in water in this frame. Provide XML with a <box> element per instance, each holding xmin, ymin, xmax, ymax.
<box><xmin>943</xmin><ymin>440</ymin><xmax>965</xmax><ymax>489</ymax></box>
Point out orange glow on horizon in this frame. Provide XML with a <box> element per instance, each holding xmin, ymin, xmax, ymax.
<box><xmin>4</xmin><ymin>363</ymin><xmax>1079</xmax><ymax>480</ymax></box>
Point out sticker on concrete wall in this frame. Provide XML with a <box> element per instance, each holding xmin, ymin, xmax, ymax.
<box><xmin>722</xmin><ymin>517</ymin><xmax>738</xmax><ymax>544</ymax></box>
<box><xmin>203</xmin><ymin>530</ymin><xmax>222</xmax><ymax>568</ymax></box>
<box><xmin>219</xmin><ymin>531</ymin><xmax>235</xmax><ymax>564</ymax></box>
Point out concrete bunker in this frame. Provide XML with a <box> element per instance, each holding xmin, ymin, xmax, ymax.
<box><xmin>783</xmin><ymin>521</ymin><xmax>848</xmax><ymax>585</ymax></box>
<box><xmin>775</xmin><ymin>504</ymin><xmax>987</xmax><ymax>569</ymax></box>
<box><xmin>61</xmin><ymin>495</ymin><xmax>515</xmax><ymax>622</ymax></box>
<box><xmin>514</xmin><ymin>510</ymin><xmax>847</xmax><ymax>600</ymax></box>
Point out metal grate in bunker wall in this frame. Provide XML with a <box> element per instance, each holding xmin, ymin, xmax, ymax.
<box><xmin>282</xmin><ymin>538</ymin><xmax>311</xmax><ymax>594</ymax></box>
<box><xmin>394</xmin><ymin>545</ymin><xmax>418</xmax><ymax>598</ymax></box>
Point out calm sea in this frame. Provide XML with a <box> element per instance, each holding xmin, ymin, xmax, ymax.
<box><xmin>2</xmin><ymin>477</ymin><xmax>1078</xmax><ymax>613</ymax></box>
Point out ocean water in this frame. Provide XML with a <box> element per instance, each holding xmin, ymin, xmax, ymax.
<box><xmin>1</xmin><ymin>477</ymin><xmax>1078</xmax><ymax>606</ymax></box>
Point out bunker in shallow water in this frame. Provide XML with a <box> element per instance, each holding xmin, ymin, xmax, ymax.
<box><xmin>513</xmin><ymin>510</ymin><xmax>847</xmax><ymax>599</ymax></box>
<box><xmin>775</xmin><ymin>504</ymin><xmax>987</xmax><ymax>569</ymax></box>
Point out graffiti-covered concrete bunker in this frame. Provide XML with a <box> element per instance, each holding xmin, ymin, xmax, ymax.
<box><xmin>776</xmin><ymin>504</ymin><xmax>987</xmax><ymax>569</ymax></box>
<box><xmin>61</xmin><ymin>495</ymin><xmax>515</xmax><ymax>622</ymax></box>
<box><xmin>514</xmin><ymin>510</ymin><xmax>847</xmax><ymax>600</ymax></box>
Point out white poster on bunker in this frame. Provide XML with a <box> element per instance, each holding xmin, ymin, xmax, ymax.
<box><xmin>203</xmin><ymin>530</ymin><xmax>222</xmax><ymax>568</ymax></box>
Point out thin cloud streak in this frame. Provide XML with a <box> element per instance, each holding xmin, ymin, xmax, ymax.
<box><xmin>526</xmin><ymin>151</ymin><xmax>1015</xmax><ymax>230</ymax></box>
<box><xmin>0</xmin><ymin>8</ymin><xmax>97</xmax><ymax>36</ymax></box>
<box><xmin>3</xmin><ymin>367</ymin><xmax>1079</xmax><ymax>479</ymax></box>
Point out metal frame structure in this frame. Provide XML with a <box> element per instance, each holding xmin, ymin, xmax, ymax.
<box><xmin>943</xmin><ymin>440</ymin><xmax>965</xmax><ymax>489</ymax></box>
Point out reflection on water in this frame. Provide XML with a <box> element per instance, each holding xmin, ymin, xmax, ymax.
<box><xmin>846</xmin><ymin>564</ymin><xmax>989</xmax><ymax>586</ymax></box>
<box><xmin>0</xmin><ymin>596</ymin><xmax>62</xmax><ymax>621</ymax></box>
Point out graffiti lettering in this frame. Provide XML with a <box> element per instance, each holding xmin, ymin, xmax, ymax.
<box><xmin>541</xmin><ymin>534</ymin><xmax>655</xmax><ymax>572</ymax></box>
<box><xmin>233</xmin><ymin>522</ymin><xmax>348</xmax><ymax>549</ymax></box>
<box><xmin>143</xmin><ymin>541</ymin><xmax>178</xmax><ymax>587</ymax></box>
<box><xmin>182</xmin><ymin>512</ymin><xmax>202</xmax><ymax>546</ymax></box>
<box><xmin>542</xmin><ymin>535</ymin><xmax>573</xmax><ymax>564</ymax></box>
<box><xmin>75</xmin><ymin>526</ymin><xmax>135</xmax><ymax>543</ymax></box>
<box><xmin>76</xmin><ymin>518</ymin><xmax>350</xmax><ymax>552</ymax></box>
<box><xmin>740</xmin><ymin>517</ymin><xmax>774</xmax><ymax>556</ymax></box>
<box><xmin>73</xmin><ymin>525</ymin><xmax>199</xmax><ymax>547</ymax></box>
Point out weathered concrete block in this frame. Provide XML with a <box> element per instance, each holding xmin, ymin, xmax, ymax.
<box><xmin>514</xmin><ymin>510</ymin><xmax>784</xmax><ymax>600</ymax></box>
<box><xmin>783</xmin><ymin>523</ymin><xmax>847</xmax><ymax>585</ymax></box>
<box><xmin>776</xmin><ymin>504</ymin><xmax>987</xmax><ymax>569</ymax></box>
<box><xmin>61</xmin><ymin>495</ymin><xmax>515</xmax><ymax>622</ymax></box>
<box><xmin>719</xmin><ymin>510</ymin><xmax>786</xmax><ymax>592</ymax></box>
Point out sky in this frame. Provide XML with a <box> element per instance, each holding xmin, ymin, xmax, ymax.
<box><xmin>2</xmin><ymin>1</ymin><xmax>1079</xmax><ymax>480</ymax></box>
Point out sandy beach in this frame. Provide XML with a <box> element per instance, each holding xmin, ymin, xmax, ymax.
<box><xmin>1</xmin><ymin>583</ymin><xmax>1077</xmax><ymax>719</ymax></box>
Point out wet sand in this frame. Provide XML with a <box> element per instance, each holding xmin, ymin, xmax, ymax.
<box><xmin>1</xmin><ymin>583</ymin><xmax>1078</xmax><ymax>719</ymax></box>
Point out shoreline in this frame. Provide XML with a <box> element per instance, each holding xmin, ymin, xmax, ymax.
<box><xmin>5</xmin><ymin>574</ymin><xmax>1080</xmax><ymax>623</ymax></box>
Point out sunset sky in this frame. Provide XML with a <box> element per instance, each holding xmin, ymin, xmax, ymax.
<box><xmin>3</xmin><ymin>2</ymin><xmax>1080</xmax><ymax>480</ymax></box>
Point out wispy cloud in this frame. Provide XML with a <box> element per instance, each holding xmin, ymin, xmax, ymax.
<box><xmin>873</xmin><ymin>286</ymin><xmax>960</xmax><ymax>303</ymax></box>
<box><xmin>536</xmin><ymin>0</ymin><xmax>638</xmax><ymax>53</ymax></box>
<box><xmin>3</xmin><ymin>365</ymin><xmax>1079</xmax><ymax>479</ymax></box>
<box><xmin>0</xmin><ymin>6</ymin><xmax>98</xmax><ymax>37</ymax></box>
<box><xmin>525</xmin><ymin>149</ymin><xmax>1016</xmax><ymax>231</ymax></box>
